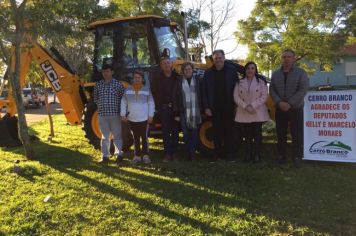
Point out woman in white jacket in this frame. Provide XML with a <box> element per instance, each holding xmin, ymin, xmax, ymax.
<box><xmin>121</xmin><ymin>70</ymin><xmax>155</xmax><ymax>164</ymax></box>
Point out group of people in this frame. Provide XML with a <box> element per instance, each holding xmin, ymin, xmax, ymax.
<box><xmin>94</xmin><ymin>48</ymin><xmax>309</xmax><ymax>167</ymax></box>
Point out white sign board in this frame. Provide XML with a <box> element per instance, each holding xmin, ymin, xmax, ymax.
<box><xmin>304</xmin><ymin>90</ymin><xmax>356</xmax><ymax>162</ymax></box>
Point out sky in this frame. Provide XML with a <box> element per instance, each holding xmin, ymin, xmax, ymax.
<box><xmin>181</xmin><ymin>0</ymin><xmax>256</xmax><ymax>59</ymax></box>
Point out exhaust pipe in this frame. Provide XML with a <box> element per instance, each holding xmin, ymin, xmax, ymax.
<box><xmin>181</xmin><ymin>11</ymin><xmax>189</xmax><ymax>61</ymax></box>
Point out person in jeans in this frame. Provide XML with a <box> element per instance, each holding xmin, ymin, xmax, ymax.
<box><xmin>93</xmin><ymin>64</ymin><xmax>125</xmax><ymax>164</ymax></box>
<box><xmin>173</xmin><ymin>62</ymin><xmax>202</xmax><ymax>161</ymax></box>
<box><xmin>121</xmin><ymin>70</ymin><xmax>155</xmax><ymax>164</ymax></box>
<box><xmin>151</xmin><ymin>55</ymin><xmax>179</xmax><ymax>162</ymax></box>
<box><xmin>270</xmin><ymin>49</ymin><xmax>309</xmax><ymax>167</ymax></box>
<box><xmin>233</xmin><ymin>62</ymin><xmax>269</xmax><ymax>162</ymax></box>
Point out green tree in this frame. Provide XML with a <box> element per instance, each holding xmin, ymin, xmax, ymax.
<box><xmin>6</xmin><ymin>0</ymin><xmax>35</xmax><ymax>159</ymax></box>
<box><xmin>109</xmin><ymin>0</ymin><xmax>182</xmax><ymax>18</ymax></box>
<box><xmin>0</xmin><ymin>0</ymin><xmax>114</xmax><ymax>159</ymax></box>
<box><xmin>236</xmin><ymin>0</ymin><xmax>355</xmax><ymax>73</ymax></box>
<box><xmin>184</xmin><ymin>8</ymin><xmax>211</xmax><ymax>59</ymax></box>
<box><xmin>0</xmin><ymin>0</ymin><xmax>116</xmax><ymax>81</ymax></box>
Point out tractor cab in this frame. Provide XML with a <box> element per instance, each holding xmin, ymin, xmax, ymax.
<box><xmin>88</xmin><ymin>15</ymin><xmax>186</xmax><ymax>83</ymax></box>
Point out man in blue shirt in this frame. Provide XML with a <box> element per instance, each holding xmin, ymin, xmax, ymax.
<box><xmin>94</xmin><ymin>64</ymin><xmax>125</xmax><ymax>164</ymax></box>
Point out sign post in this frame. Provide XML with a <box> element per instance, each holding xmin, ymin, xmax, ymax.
<box><xmin>304</xmin><ymin>90</ymin><xmax>356</xmax><ymax>162</ymax></box>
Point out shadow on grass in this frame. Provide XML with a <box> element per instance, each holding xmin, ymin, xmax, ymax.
<box><xmin>16</xmin><ymin>164</ymin><xmax>46</xmax><ymax>181</ymax></box>
<box><xmin>15</xmin><ymin>141</ymin><xmax>227</xmax><ymax>234</ymax></box>
<box><xmin>8</xmin><ymin>138</ymin><xmax>356</xmax><ymax>235</ymax></box>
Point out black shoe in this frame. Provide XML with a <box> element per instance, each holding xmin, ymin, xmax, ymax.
<box><xmin>99</xmin><ymin>157</ymin><xmax>109</xmax><ymax>164</ymax></box>
<box><xmin>278</xmin><ymin>155</ymin><xmax>287</xmax><ymax>164</ymax></box>
<box><xmin>191</xmin><ymin>152</ymin><xmax>199</xmax><ymax>161</ymax></box>
<box><xmin>172</xmin><ymin>154</ymin><xmax>179</xmax><ymax>162</ymax></box>
<box><xmin>116</xmin><ymin>155</ymin><xmax>124</xmax><ymax>164</ymax></box>
<box><xmin>244</xmin><ymin>141</ymin><xmax>252</xmax><ymax>162</ymax></box>
<box><xmin>244</xmin><ymin>149</ymin><xmax>251</xmax><ymax>162</ymax></box>
<box><xmin>253</xmin><ymin>154</ymin><xmax>261</xmax><ymax>163</ymax></box>
<box><xmin>252</xmin><ymin>142</ymin><xmax>261</xmax><ymax>163</ymax></box>
<box><xmin>293</xmin><ymin>157</ymin><xmax>301</xmax><ymax>168</ymax></box>
<box><xmin>226</xmin><ymin>154</ymin><xmax>236</xmax><ymax>163</ymax></box>
<box><xmin>209</xmin><ymin>155</ymin><xmax>219</xmax><ymax>163</ymax></box>
<box><xmin>162</xmin><ymin>154</ymin><xmax>172</xmax><ymax>163</ymax></box>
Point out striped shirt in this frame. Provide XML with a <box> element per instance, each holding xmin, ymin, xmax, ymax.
<box><xmin>94</xmin><ymin>79</ymin><xmax>125</xmax><ymax>116</ymax></box>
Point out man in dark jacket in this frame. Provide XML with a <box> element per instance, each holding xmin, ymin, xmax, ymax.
<box><xmin>270</xmin><ymin>49</ymin><xmax>309</xmax><ymax>167</ymax></box>
<box><xmin>202</xmin><ymin>49</ymin><xmax>238</xmax><ymax>160</ymax></box>
<box><xmin>151</xmin><ymin>56</ymin><xmax>179</xmax><ymax>162</ymax></box>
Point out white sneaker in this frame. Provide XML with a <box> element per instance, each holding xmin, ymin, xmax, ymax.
<box><xmin>131</xmin><ymin>156</ymin><xmax>142</xmax><ymax>164</ymax></box>
<box><xmin>142</xmin><ymin>155</ymin><xmax>151</xmax><ymax>164</ymax></box>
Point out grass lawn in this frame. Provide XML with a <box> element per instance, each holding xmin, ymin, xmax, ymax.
<box><xmin>0</xmin><ymin>115</ymin><xmax>356</xmax><ymax>235</ymax></box>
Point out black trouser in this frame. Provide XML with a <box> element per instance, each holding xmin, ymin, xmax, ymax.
<box><xmin>239</xmin><ymin>122</ymin><xmax>262</xmax><ymax>154</ymax></box>
<box><xmin>275</xmin><ymin>108</ymin><xmax>303</xmax><ymax>158</ymax></box>
<box><xmin>159</xmin><ymin>106</ymin><xmax>179</xmax><ymax>155</ymax></box>
<box><xmin>129</xmin><ymin>120</ymin><xmax>149</xmax><ymax>156</ymax></box>
<box><xmin>212</xmin><ymin>110</ymin><xmax>235</xmax><ymax>158</ymax></box>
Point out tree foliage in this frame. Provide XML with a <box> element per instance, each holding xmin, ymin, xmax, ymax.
<box><xmin>236</xmin><ymin>0</ymin><xmax>355</xmax><ymax>73</ymax></box>
<box><xmin>0</xmin><ymin>0</ymin><xmax>185</xmax><ymax>79</ymax></box>
<box><xmin>109</xmin><ymin>0</ymin><xmax>182</xmax><ymax>20</ymax></box>
<box><xmin>0</xmin><ymin>0</ymin><xmax>116</xmax><ymax>81</ymax></box>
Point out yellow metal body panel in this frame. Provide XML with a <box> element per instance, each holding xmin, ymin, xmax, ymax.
<box><xmin>4</xmin><ymin>39</ymin><xmax>84</xmax><ymax>125</ymax></box>
<box><xmin>88</xmin><ymin>15</ymin><xmax>163</xmax><ymax>29</ymax></box>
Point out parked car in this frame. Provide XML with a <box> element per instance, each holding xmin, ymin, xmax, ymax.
<box><xmin>22</xmin><ymin>88</ymin><xmax>40</xmax><ymax>108</ymax></box>
<box><xmin>0</xmin><ymin>89</ymin><xmax>8</xmax><ymax>110</ymax></box>
<box><xmin>0</xmin><ymin>89</ymin><xmax>8</xmax><ymax>100</ymax></box>
<box><xmin>37</xmin><ymin>90</ymin><xmax>46</xmax><ymax>105</ymax></box>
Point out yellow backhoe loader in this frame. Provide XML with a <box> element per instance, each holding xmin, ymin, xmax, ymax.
<box><xmin>0</xmin><ymin>15</ymin><xmax>274</xmax><ymax>154</ymax></box>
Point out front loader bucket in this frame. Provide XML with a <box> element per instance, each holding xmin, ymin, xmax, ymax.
<box><xmin>0</xmin><ymin>114</ymin><xmax>21</xmax><ymax>148</ymax></box>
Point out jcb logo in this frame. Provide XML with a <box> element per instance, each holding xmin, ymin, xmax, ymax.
<box><xmin>194</xmin><ymin>69</ymin><xmax>205</xmax><ymax>78</ymax></box>
<box><xmin>40</xmin><ymin>60</ymin><xmax>61</xmax><ymax>92</ymax></box>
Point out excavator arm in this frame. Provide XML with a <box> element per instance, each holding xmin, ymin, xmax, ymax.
<box><xmin>0</xmin><ymin>38</ymin><xmax>85</xmax><ymax>125</ymax></box>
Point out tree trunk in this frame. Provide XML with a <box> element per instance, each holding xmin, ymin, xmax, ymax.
<box><xmin>43</xmin><ymin>78</ymin><xmax>54</xmax><ymax>139</ymax></box>
<box><xmin>10</xmin><ymin>0</ymin><xmax>35</xmax><ymax>159</ymax></box>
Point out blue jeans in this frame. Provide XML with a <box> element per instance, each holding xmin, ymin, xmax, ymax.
<box><xmin>159</xmin><ymin>107</ymin><xmax>179</xmax><ymax>155</ymax></box>
<box><xmin>98</xmin><ymin>115</ymin><xmax>123</xmax><ymax>158</ymax></box>
<box><xmin>181</xmin><ymin>115</ymin><xmax>199</xmax><ymax>153</ymax></box>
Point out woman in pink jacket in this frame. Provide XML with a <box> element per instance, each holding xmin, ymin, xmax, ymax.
<box><xmin>234</xmin><ymin>62</ymin><xmax>270</xmax><ymax>162</ymax></box>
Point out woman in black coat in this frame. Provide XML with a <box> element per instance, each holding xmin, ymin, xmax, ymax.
<box><xmin>173</xmin><ymin>62</ymin><xmax>203</xmax><ymax>160</ymax></box>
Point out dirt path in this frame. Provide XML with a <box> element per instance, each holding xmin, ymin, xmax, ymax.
<box><xmin>1</xmin><ymin>102</ymin><xmax>62</xmax><ymax>125</ymax></box>
<box><xmin>24</xmin><ymin>102</ymin><xmax>62</xmax><ymax>125</ymax></box>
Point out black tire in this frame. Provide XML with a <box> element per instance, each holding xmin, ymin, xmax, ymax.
<box><xmin>198</xmin><ymin>118</ymin><xmax>214</xmax><ymax>156</ymax></box>
<box><xmin>83</xmin><ymin>102</ymin><xmax>100</xmax><ymax>149</ymax></box>
<box><xmin>0</xmin><ymin>114</ymin><xmax>21</xmax><ymax>147</ymax></box>
<box><xmin>82</xmin><ymin>102</ymin><xmax>133</xmax><ymax>152</ymax></box>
